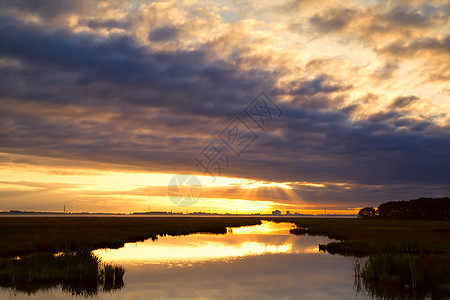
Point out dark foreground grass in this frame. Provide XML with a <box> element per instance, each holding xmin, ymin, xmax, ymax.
<box><xmin>0</xmin><ymin>217</ymin><xmax>261</xmax><ymax>257</ymax></box>
<box><xmin>269</xmin><ymin>217</ymin><xmax>450</xmax><ymax>255</ymax></box>
<box><xmin>354</xmin><ymin>254</ymin><xmax>450</xmax><ymax>299</ymax></box>
<box><xmin>0</xmin><ymin>250</ymin><xmax>124</xmax><ymax>296</ymax></box>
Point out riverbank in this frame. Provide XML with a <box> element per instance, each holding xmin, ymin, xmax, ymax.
<box><xmin>1</xmin><ymin>217</ymin><xmax>449</xmax><ymax>257</ymax></box>
<box><xmin>0</xmin><ymin>217</ymin><xmax>262</xmax><ymax>257</ymax></box>
<box><xmin>266</xmin><ymin>217</ymin><xmax>450</xmax><ymax>255</ymax></box>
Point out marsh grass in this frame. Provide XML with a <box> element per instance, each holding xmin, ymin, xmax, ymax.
<box><xmin>0</xmin><ymin>250</ymin><xmax>124</xmax><ymax>296</ymax></box>
<box><xmin>353</xmin><ymin>254</ymin><xmax>450</xmax><ymax>299</ymax></box>
<box><xmin>100</xmin><ymin>264</ymin><xmax>125</xmax><ymax>291</ymax></box>
<box><xmin>319</xmin><ymin>239</ymin><xmax>450</xmax><ymax>256</ymax></box>
<box><xmin>289</xmin><ymin>227</ymin><xmax>309</xmax><ymax>235</ymax></box>
<box><xmin>272</xmin><ymin>217</ymin><xmax>450</xmax><ymax>255</ymax></box>
<box><xmin>0</xmin><ymin>217</ymin><xmax>261</xmax><ymax>257</ymax></box>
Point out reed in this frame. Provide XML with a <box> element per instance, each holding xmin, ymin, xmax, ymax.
<box><xmin>353</xmin><ymin>254</ymin><xmax>450</xmax><ymax>299</ymax></box>
<box><xmin>0</xmin><ymin>250</ymin><xmax>125</xmax><ymax>296</ymax></box>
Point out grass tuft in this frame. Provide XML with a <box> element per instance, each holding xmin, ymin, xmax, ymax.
<box><xmin>0</xmin><ymin>250</ymin><xmax>125</xmax><ymax>296</ymax></box>
<box><xmin>354</xmin><ymin>254</ymin><xmax>450</xmax><ymax>299</ymax></box>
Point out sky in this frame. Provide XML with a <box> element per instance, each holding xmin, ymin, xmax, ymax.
<box><xmin>0</xmin><ymin>0</ymin><xmax>449</xmax><ymax>214</ymax></box>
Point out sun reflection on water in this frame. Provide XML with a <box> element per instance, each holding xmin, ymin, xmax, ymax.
<box><xmin>93</xmin><ymin>221</ymin><xmax>322</xmax><ymax>265</ymax></box>
<box><xmin>228</xmin><ymin>221</ymin><xmax>295</xmax><ymax>235</ymax></box>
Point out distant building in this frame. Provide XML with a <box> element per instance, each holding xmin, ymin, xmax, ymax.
<box><xmin>272</xmin><ymin>210</ymin><xmax>281</xmax><ymax>216</ymax></box>
<box><xmin>286</xmin><ymin>211</ymin><xmax>290</xmax><ymax>215</ymax></box>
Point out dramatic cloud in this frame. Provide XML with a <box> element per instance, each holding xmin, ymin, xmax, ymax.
<box><xmin>0</xmin><ymin>0</ymin><xmax>448</xmax><ymax>213</ymax></box>
<box><xmin>309</xmin><ymin>7</ymin><xmax>360</xmax><ymax>32</ymax></box>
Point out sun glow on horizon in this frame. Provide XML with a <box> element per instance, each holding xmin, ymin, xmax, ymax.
<box><xmin>0</xmin><ymin>152</ymin><xmax>360</xmax><ymax>215</ymax></box>
<box><xmin>0</xmin><ymin>152</ymin><xmax>296</xmax><ymax>214</ymax></box>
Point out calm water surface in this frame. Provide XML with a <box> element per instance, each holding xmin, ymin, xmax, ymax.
<box><xmin>0</xmin><ymin>221</ymin><xmax>371</xmax><ymax>299</ymax></box>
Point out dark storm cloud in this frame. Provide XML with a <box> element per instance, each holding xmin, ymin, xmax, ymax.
<box><xmin>0</xmin><ymin>14</ymin><xmax>152</xmax><ymax>83</ymax></box>
<box><xmin>287</xmin><ymin>76</ymin><xmax>353</xmax><ymax>96</ymax></box>
<box><xmin>367</xmin><ymin>3</ymin><xmax>450</xmax><ymax>33</ymax></box>
<box><xmin>372</xmin><ymin>61</ymin><xmax>399</xmax><ymax>80</ymax></box>
<box><xmin>0</xmin><ymin>10</ymin><xmax>274</xmax><ymax>174</ymax></box>
<box><xmin>234</xmin><ymin>98</ymin><xmax>449</xmax><ymax>187</ymax></box>
<box><xmin>389</xmin><ymin>95</ymin><xmax>419</xmax><ymax>109</ymax></box>
<box><xmin>378</xmin><ymin>35</ymin><xmax>450</xmax><ymax>57</ymax></box>
<box><xmin>305</xmin><ymin>2</ymin><xmax>449</xmax><ymax>39</ymax></box>
<box><xmin>0</xmin><ymin>11</ymin><xmax>271</xmax><ymax>112</ymax></box>
<box><xmin>87</xmin><ymin>19</ymin><xmax>130</xmax><ymax>30</ymax></box>
<box><xmin>383</xmin><ymin>4</ymin><xmax>433</xmax><ymax>27</ymax></box>
<box><xmin>0</xmin><ymin>0</ymin><xmax>85</xmax><ymax>19</ymax></box>
<box><xmin>290</xmin><ymin>181</ymin><xmax>449</xmax><ymax>207</ymax></box>
<box><xmin>309</xmin><ymin>7</ymin><xmax>359</xmax><ymax>32</ymax></box>
<box><xmin>148</xmin><ymin>26</ymin><xmax>180</xmax><ymax>42</ymax></box>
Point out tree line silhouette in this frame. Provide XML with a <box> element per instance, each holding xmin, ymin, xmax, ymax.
<box><xmin>358</xmin><ymin>197</ymin><xmax>450</xmax><ymax>220</ymax></box>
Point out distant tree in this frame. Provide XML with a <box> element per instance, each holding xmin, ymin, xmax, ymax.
<box><xmin>378</xmin><ymin>197</ymin><xmax>450</xmax><ymax>220</ymax></box>
<box><xmin>358</xmin><ymin>207</ymin><xmax>377</xmax><ymax>218</ymax></box>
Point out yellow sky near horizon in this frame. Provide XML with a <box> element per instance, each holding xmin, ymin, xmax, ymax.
<box><xmin>0</xmin><ymin>152</ymin><xmax>360</xmax><ymax>214</ymax></box>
